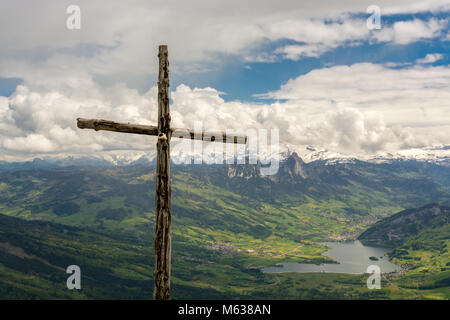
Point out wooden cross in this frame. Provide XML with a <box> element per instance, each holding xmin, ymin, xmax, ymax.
<box><xmin>76</xmin><ymin>45</ymin><xmax>247</xmax><ymax>300</ymax></box>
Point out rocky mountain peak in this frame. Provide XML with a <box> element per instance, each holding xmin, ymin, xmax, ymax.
<box><xmin>283</xmin><ymin>152</ymin><xmax>308</xmax><ymax>179</ymax></box>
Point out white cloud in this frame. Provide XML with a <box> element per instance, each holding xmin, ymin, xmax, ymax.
<box><xmin>275</xmin><ymin>43</ymin><xmax>332</xmax><ymax>60</ymax></box>
<box><xmin>0</xmin><ymin>81</ymin><xmax>159</xmax><ymax>158</ymax></box>
<box><xmin>272</xmin><ymin>17</ymin><xmax>448</xmax><ymax>61</ymax></box>
<box><xmin>1</xmin><ymin>63</ymin><xmax>449</xmax><ymax>160</ymax></box>
<box><xmin>0</xmin><ymin>1</ymin><xmax>449</xmax><ymax>160</ymax></box>
<box><xmin>306</xmin><ymin>108</ymin><xmax>401</xmax><ymax>153</ymax></box>
<box><xmin>264</xmin><ymin>17</ymin><xmax>369</xmax><ymax>45</ymax></box>
<box><xmin>417</xmin><ymin>53</ymin><xmax>444</xmax><ymax>64</ymax></box>
<box><xmin>373</xmin><ymin>18</ymin><xmax>447</xmax><ymax>44</ymax></box>
<box><xmin>3</xmin><ymin>134</ymin><xmax>56</xmax><ymax>153</ymax></box>
<box><xmin>382</xmin><ymin>0</ymin><xmax>450</xmax><ymax>14</ymax></box>
<box><xmin>0</xmin><ymin>1</ymin><xmax>447</xmax><ymax>84</ymax></box>
<box><xmin>256</xmin><ymin>63</ymin><xmax>450</xmax><ymax>151</ymax></box>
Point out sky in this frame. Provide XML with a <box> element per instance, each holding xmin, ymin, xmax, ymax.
<box><xmin>0</xmin><ymin>0</ymin><xmax>449</xmax><ymax>161</ymax></box>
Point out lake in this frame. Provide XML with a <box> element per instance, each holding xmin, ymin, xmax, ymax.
<box><xmin>262</xmin><ymin>241</ymin><xmax>400</xmax><ymax>274</ymax></box>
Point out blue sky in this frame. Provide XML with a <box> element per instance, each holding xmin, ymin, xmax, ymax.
<box><xmin>174</xmin><ymin>11</ymin><xmax>450</xmax><ymax>102</ymax></box>
<box><xmin>2</xmin><ymin>38</ymin><xmax>449</xmax><ymax>103</ymax></box>
<box><xmin>2</xmin><ymin>11</ymin><xmax>449</xmax><ymax>102</ymax></box>
<box><xmin>0</xmin><ymin>1</ymin><xmax>449</xmax><ymax>161</ymax></box>
<box><xmin>0</xmin><ymin>78</ymin><xmax>22</xmax><ymax>97</ymax></box>
<box><xmin>185</xmin><ymin>39</ymin><xmax>450</xmax><ymax>102</ymax></box>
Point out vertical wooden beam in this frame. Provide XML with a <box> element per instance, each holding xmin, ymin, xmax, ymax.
<box><xmin>153</xmin><ymin>45</ymin><xmax>172</xmax><ymax>300</ymax></box>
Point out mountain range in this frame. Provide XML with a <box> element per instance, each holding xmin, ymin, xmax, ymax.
<box><xmin>0</xmin><ymin>149</ymin><xmax>449</xmax><ymax>299</ymax></box>
<box><xmin>1</xmin><ymin>145</ymin><xmax>449</xmax><ymax>172</ymax></box>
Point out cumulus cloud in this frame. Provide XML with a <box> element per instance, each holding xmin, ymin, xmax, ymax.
<box><xmin>0</xmin><ymin>80</ymin><xmax>159</xmax><ymax>158</ymax></box>
<box><xmin>1</xmin><ymin>63</ymin><xmax>449</xmax><ymax>160</ymax></box>
<box><xmin>0</xmin><ymin>1</ymin><xmax>449</xmax><ymax>160</ymax></box>
<box><xmin>3</xmin><ymin>134</ymin><xmax>56</xmax><ymax>153</ymax></box>
<box><xmin>257</xmin><ymin>63</ymin><xmax>450</xmax><ymax>151</ymax></box>
<box><xmin>302</xmin><ymin>108</ymin><xmax>427</xmax><ymax>154</ymax></box>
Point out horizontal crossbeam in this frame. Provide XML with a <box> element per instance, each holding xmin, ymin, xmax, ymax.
<box><xmin>77</xmin><ymin>118</ymin><xmax>247</xmax><ymax>144</ymax></box>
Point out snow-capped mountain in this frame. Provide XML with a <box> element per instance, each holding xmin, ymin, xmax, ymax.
<box><xmin>1</xmin><ymin>145</ymin><xmax>449</xmax><ymax>171</ymax></box>
<box><xmin>292</xmin><ymin>145</ymin><xmax>450</xmax><ymax>166</ymax></box>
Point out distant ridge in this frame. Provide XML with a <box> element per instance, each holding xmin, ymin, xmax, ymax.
<box><xmin>1</xmin><ymin>144</ymin><xmax>450</xmax><ymax>172</ymax></box>
<box><xmin>358</xmin><ymin>203</ymin><xmax>450</xmax><ymax>243</ymax></box>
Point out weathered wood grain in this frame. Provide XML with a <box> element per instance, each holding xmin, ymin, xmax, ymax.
<box><xmin>153</xmin><ymin>45</ymin><xmax>172</xmax><ymax>300</ymax></box>
<box><xmin>77</xmin><ymin>118</ymin><xmax>158</xmax><ymax>136</ymax></box>
<box><xmin>77</xmin><ymin>118</ymin><xmax>247</xmax><ymax>144</ymax></box>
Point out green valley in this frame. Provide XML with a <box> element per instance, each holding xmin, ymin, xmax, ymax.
<box><xmin>0</xmin><ymin>155</ymin><xmax>449</xmax><ymax>299</ymax></box>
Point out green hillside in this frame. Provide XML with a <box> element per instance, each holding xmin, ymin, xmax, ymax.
<box><xmin>0</xmin><ymin>157</ymin><xmax>449</xmax><ymax>299</ymax></box>
<box><xmin>359</xmin><ymin>203</ymin><xmax>449</xmax><ymax>244</ymax></box>
<box><xmin>0</xmin><ymin>212</ymin><xmax>384</xmax><ymax>300</ymax></box>
<box><xmin>359</xmin><ymin>204</ymin><xmax>450</xmax><ymax>296</ymax></box>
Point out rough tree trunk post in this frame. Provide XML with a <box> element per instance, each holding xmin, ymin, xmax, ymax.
<box><xmin>153</xmin><ymin>45</ymin><xmax>172</xmax><ymax>300</ymax></box>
